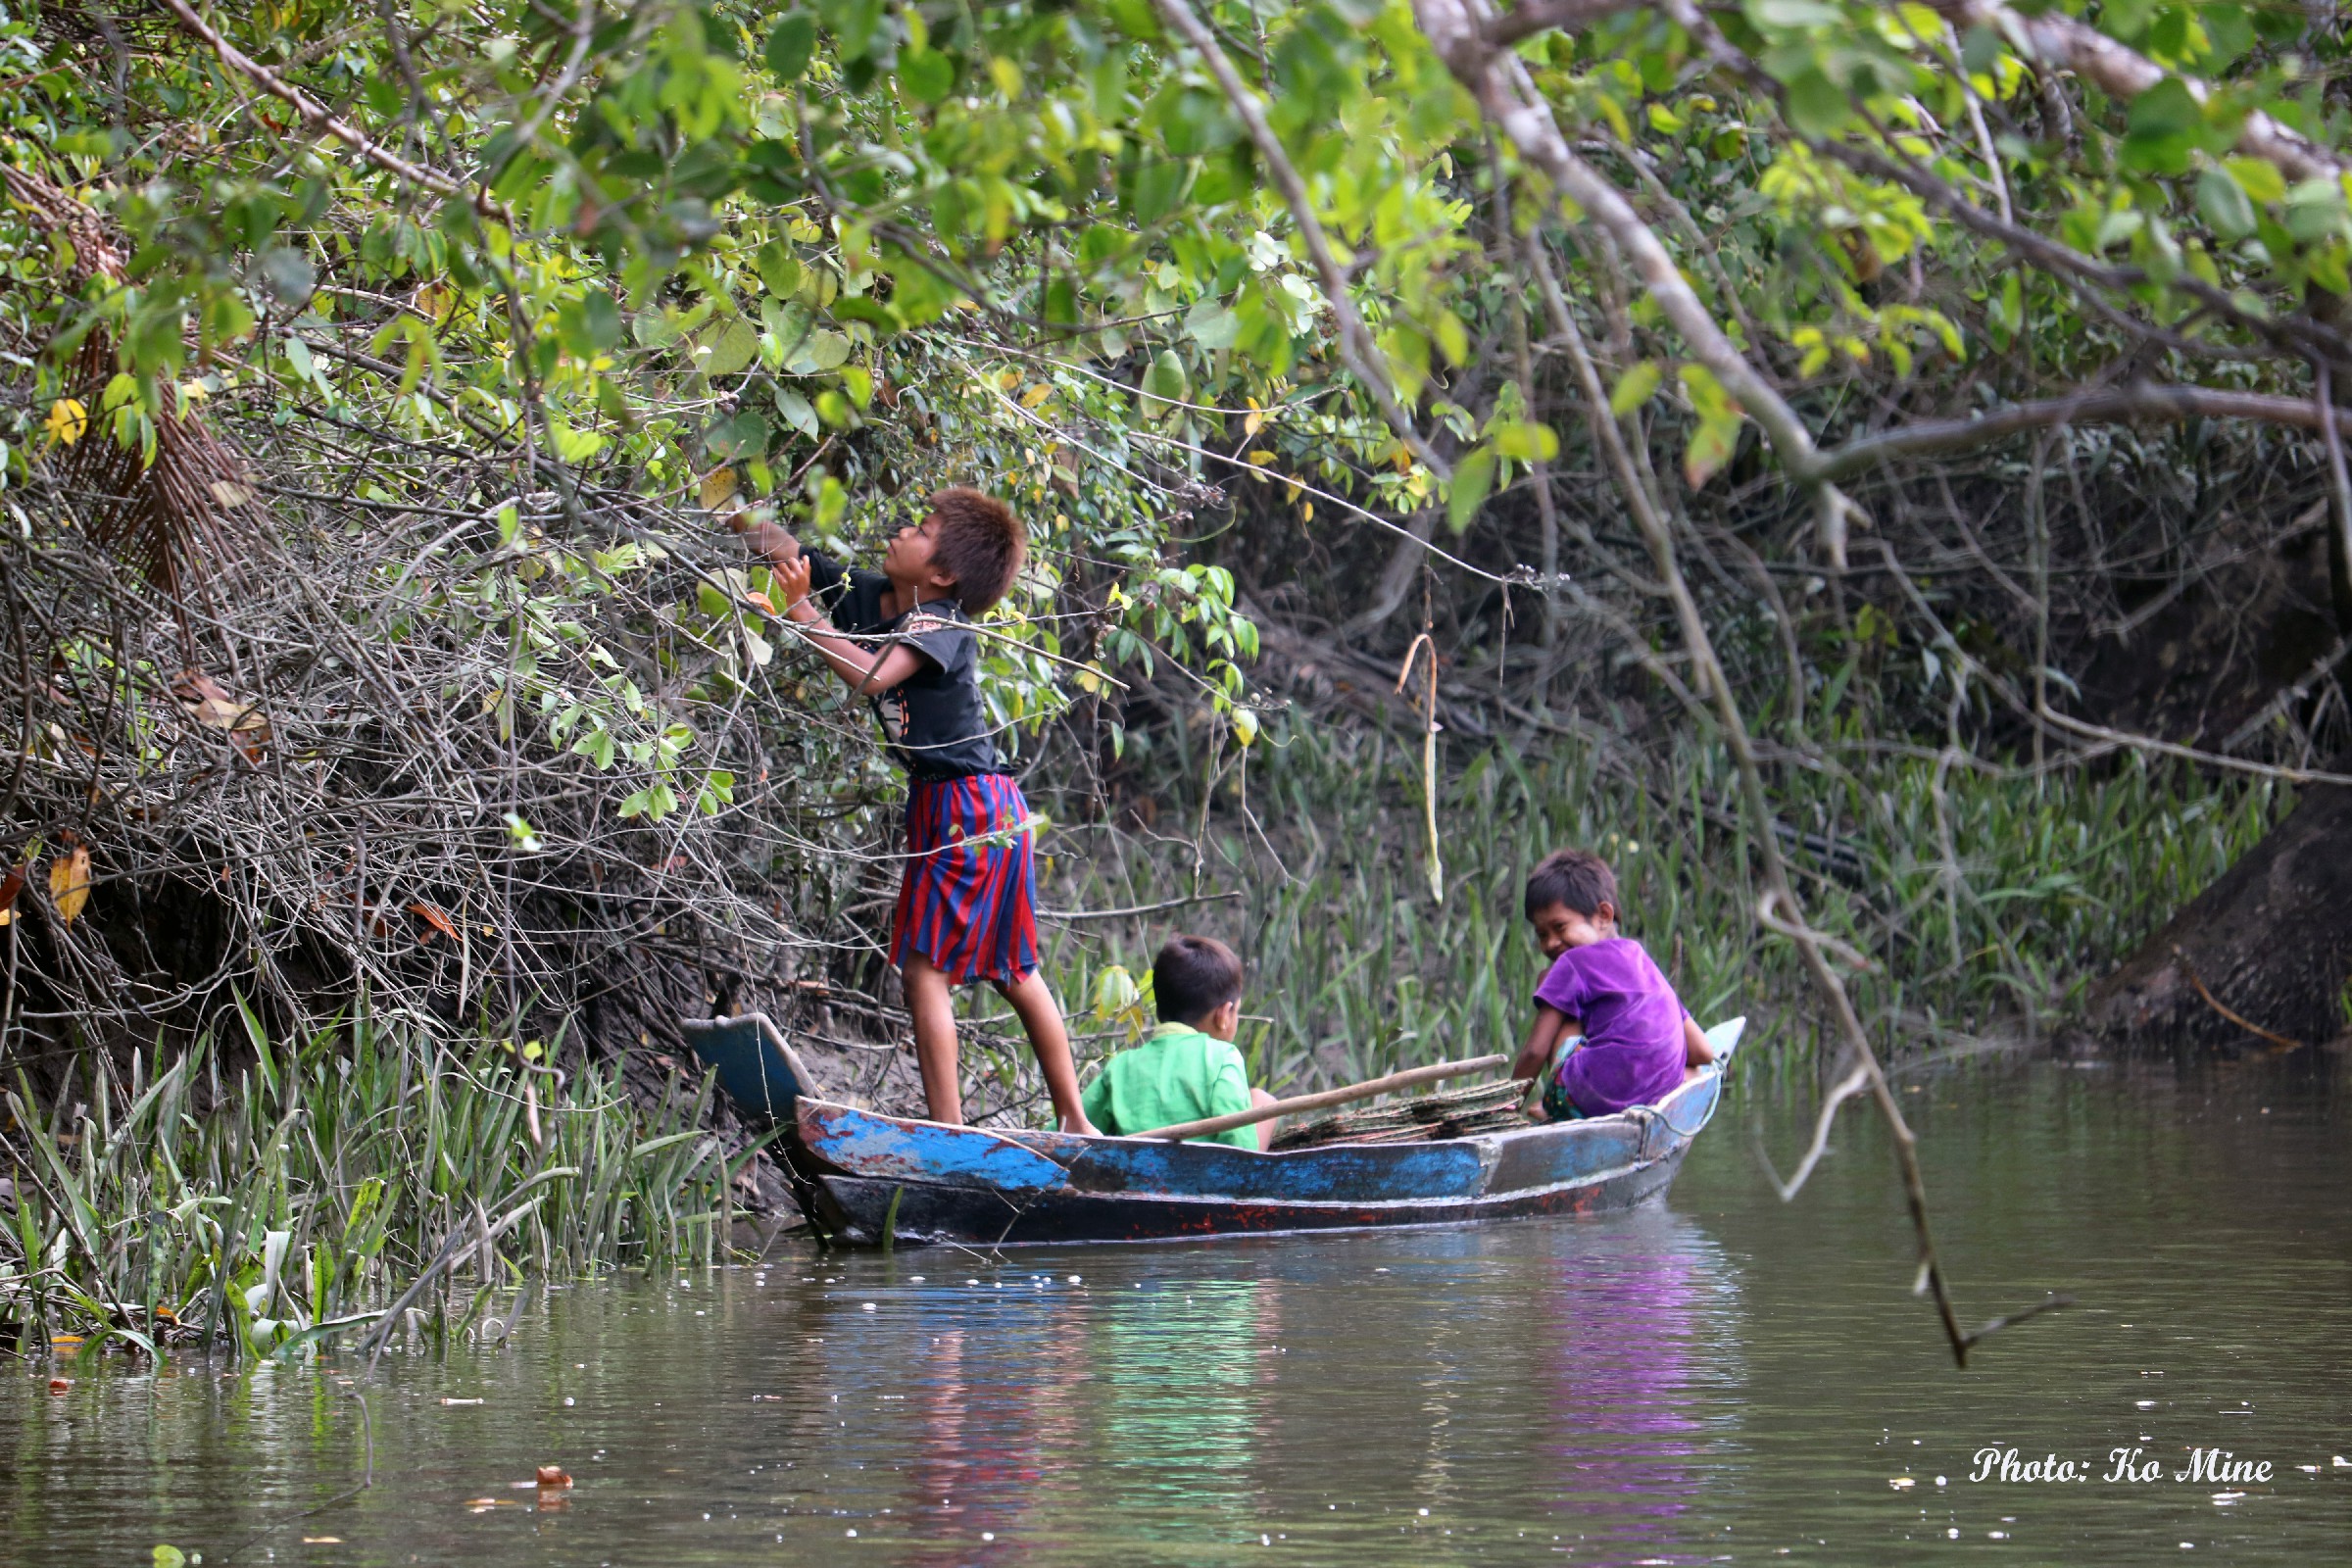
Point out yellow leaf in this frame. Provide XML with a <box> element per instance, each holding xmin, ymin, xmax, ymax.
<box><xmin>1020</xmin><ymin>382</ymin><xmax>1052</xmax><ymax>409</ymax></box>
<box><xmin>699</xmin><ymin>467</ymin><xmax>738</xmax><ymax>512</ymax></box>
<box><xmin>1233</xmin><ymin>709</ymin><xmax>1259</xmax><ymax>747</ymax></box>
<box><xmin>1248</xmin><ymin>450</ymin><xmax>1277</xmax><ymax>466</ymax></box>
<box><xmin>48</xmin><ymin>847</ymin><xmax>90</xmax><ymax>923</ymax></box>
<box><xmin>1244</xmin><ymin>397</ymin><xmax>1265</xmax><ymax>439</ymax></box>
<box><xmin>44</xmin><ymin>398</ymin><xmax>87</xmax><ymax>447</ymax></box>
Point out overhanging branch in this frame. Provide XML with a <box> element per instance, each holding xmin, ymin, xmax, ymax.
<box><xmin>1153</xmin><ymin>0</ymin><xmax>1452</xmax><ymax>480</ymax></box>
<box><xmin>1930</xmin><ymin>0</ymin><xmax>2346</xmax><ymax>183</ymax></box>
<box><xmin>1414</xmin><ymin>0</ymin><xmax>1866</xmax><ymax>562</ymax></box>
<box><xmin>1815</xmin><ymin>381</ymin><xmax>2352</xmax><ymax>481</ymax></box>
<box><xmin>160</xmin><ymin>0</ymin><xmax>509</xmax><ymax>223</ymax></box>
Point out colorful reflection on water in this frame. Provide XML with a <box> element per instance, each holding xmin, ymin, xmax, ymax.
<box><xmin>7</xmin><ymin>1054</ymin><xmax>2351</xmax><ymax>1565</ymax></box>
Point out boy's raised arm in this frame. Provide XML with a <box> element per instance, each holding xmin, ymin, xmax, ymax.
<box><xmin>774</xmin><ymin>553</ymin><xmax>928</xmax><ymax>697</ymax></box>
<box><xmin>732</xmin><ymin>515</ymin><xmax>802</xmax><ymax>569</ymax></box>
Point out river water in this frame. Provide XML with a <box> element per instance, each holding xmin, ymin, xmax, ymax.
<box><xmin>8</xmin><ymin>1052</ymin><xmax>2350</xmax><ymax>1565</ymax></box>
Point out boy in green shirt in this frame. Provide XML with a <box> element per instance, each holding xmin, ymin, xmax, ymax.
<box><xmin>1082</xmin><ymin>935</ymin><xmax>1280</xmax><ymax>1150</ymax></box>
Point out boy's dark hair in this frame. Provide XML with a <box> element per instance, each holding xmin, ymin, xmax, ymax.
<box><xmin>928</xmin><ymin>486</ymin><xmax>1025</xmax><ymax>615</ymax></box>
<box><xmin>1153</xmin><ymin>934</ymin><xmax>1245</xmax><ymax>1025</ymax></box>
<box><xmin>1525</xmin><ymin>849</ymin><xmax>1618</xmax><ymax>920</ymax></box>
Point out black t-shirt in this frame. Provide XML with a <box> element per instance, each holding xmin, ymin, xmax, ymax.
<box><xmin>802</xmin><ymin>550</ymin><xmax>1004</xmax><ymax>779</ymax></box>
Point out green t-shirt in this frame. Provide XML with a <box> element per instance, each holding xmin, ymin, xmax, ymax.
<box><xmin>1081</xmin><ymin>1022</ymin><xmax>1257</xmax><ymax>1150</ymax></box>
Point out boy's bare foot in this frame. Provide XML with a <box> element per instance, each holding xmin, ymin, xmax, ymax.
<box><xmin>1058</xmin><ymin>1112</ymin><xmax>1101</xmax><ymax>1137</ymax></box>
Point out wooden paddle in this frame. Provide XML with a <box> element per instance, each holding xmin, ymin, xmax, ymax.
<box><xmin>1139</xmin><ymin>1054</ymin><xmax>1512</xmax><ymax>1144</ymax></box>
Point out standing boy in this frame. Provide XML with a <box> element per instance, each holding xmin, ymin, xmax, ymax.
<box><xmin>740</xmin><ymin>489</ymin><xmax>1096</xmax><ymax>1134</ymax></box>
<box><xmin>1083</xmin><ymin>935</ymin><xmax>1280</xmax><ymax>1149</ymax></box>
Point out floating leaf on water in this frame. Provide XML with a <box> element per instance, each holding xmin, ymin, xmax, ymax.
<box><xmin>152</xmin><ymin>1548</ymin><xmax>186</xmax><ymax>1568</ymax></box>
<box><xmin>536</xmin><ymin>1465</ymin><xmax>573</xmax><ymax>1487</ymax></box>
<box><xmin>48</xmin><ymin>1377</ymin><xmax>72</xmax><ymax>1394</ymax></box>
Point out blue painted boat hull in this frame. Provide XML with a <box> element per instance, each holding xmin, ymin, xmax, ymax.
<box><xmin>680</xmin><ymin>1014</ymin><xmax>1743</xmax><ymax>1249</ymax></box>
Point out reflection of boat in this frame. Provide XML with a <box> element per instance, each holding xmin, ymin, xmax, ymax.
<box><xmin>681</xmin><ymin>1016</ymin><xmax>1745</xmax><ymax>1248</ymax></box>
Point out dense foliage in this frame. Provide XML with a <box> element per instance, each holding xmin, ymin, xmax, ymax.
<box><xmin>2</xmin><ymin>0</ymin><xmax>2346</xmax><ymax>1079</ymax></box>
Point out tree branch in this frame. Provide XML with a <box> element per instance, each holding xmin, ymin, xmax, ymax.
<box><xmin>1521</xmin><ymin>221</ymin><xmax>1989</xmax><ymax>1368</ymax></box>
<box><xmin>158</xmin><ymin>0</ymin><xmax>507</xmax><ymax>222</ymax></box>
<box><xmin>1152</xmin><ymin>0</ymin><xmax>1452</xmax><ymax>480</ymax></box>
<box><xmin>1930</xmin><ymin>0</ymin><xmax>2347</xmax><ymax>182</ymax></box>
<box><xmin>1815</xmin><ymin>380</ymin><xmax>2352</xmax><ymax>481</ymax></box>
<box><xmin>1486</xmin><ymin>0</ymin><xmax>1641</xmax><ymax>47</ymax></box>
<box><xmin>1413</xmin><ymin>0</ymin><xmax>1866</xmax><ymax>562</ymax></box>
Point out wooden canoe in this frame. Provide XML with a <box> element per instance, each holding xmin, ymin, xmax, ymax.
<box><xmin>679</xmin><ymin>1014</ymin><xmax>1745</xmax><ymax>1248</ymax></box>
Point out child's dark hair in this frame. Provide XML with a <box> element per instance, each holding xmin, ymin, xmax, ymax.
<box><xmin>1152</xmin><ymin>934</ymin><xmax>1244</xmax><ymax>1025</ymax></box>
<box><xmin>929</xmin><ymin>486</ymin><xmax>1025</xmax><ymax>614</ymax></box>
<box><xmin>1525</xmin><ymin>849</ymin><xmax>1618</xmax><ymax>920</ymax></box>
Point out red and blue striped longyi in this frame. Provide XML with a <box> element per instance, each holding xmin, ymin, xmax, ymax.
<box><xmin>892</xmin><ymin>772</ymin><xmax>1040</xmax><ymax>986</ymax></box>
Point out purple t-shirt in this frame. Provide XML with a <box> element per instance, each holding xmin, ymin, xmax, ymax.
<box><xmin>1534</xmin><ymin>936</ymin><xmax>1690</xmax><ymax>1116</ymax></box>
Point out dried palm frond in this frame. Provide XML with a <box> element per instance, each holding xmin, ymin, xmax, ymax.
<box><xmin>3</xmin><ymin>161</ymin><xmax>252</xmax><ymax>600</ymax></box>
<box><xmin>1270</xmin><ymin>1076</ymin><xmax>1531</xmax><ymax>1149</ymax></box>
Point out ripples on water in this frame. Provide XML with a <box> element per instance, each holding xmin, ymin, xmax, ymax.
<box><xmin>7</xmin><ymin>1054</ymin><xmax>2350</xmax><ymax>1565</ymax></box>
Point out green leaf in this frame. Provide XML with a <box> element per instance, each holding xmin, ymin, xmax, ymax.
<box><xmin>1782</xmin><ymin>69</ymin><xmax>1850</xmax><ymax>138</ymax></box>
<box><xmin>1489</xmin><ymin>418</ymin><xmax>1558</xmax><ymax>463</ymax></box>
<box><xmin>1959</xmin><ymin>24</ymin><xmax>2001</xmax><ymax>78</ymax></box>
<box><xmin>817</xmin><ymin>0</ymin><xmax>886</xmax><ymax>62</ymax></box>
<box><xmin>1685</xmin><ymin>415</ymin><xmax>1740</xmax><ymax>489</ymax></box>
<box><xmin>578</xmin><ymin>289</ymin><xmax>623</xmax><ymax>352</ymax></box>
<box><xmin>900</xmin><ymin>46</ymin><xmax>955</xmax><ymax>105</ymax></box>
<box><xmin>756</xmin><ymin>243</ymin><xmax>803</xmax><ymax>299</ymax></box>
<box><xmin>698</xmin><ymin>318</ymin><xmax>760</xmax><ymax>379</ymax></box>
<box><xmin>254</xmin><ymin>247</ymin><xmax>315</xmax><ymax>309</ymax></box>
<box><xmin>1432</xmin><ymin>312</ymin><xmax>1469</xmax><ymax>368</ymax></box>
<box><xmin>2223</xmin><ymin>156</ymin><xmax>2286</xmax><ymax>206</ymax></box>
<box><xmin>1447</xmin><ymin>447</ymin><xmax>1495</xmax><ymax>533</ymax></box>
<box><xmin>1679</xmin><ymin>365</ymin><xmax>1743</xmax><ymax>487</ymax></box>
<box><xmin>784</xmin><ymin>329</ymin><xmax>851</xmax><ymax>375</ymax></box>
<box><xmin>2195</xmin><ymin>168</ymin><xmax>2256</xmax><ymax>240</ymax></box>
<box><xmin>1608</xmin><ymin>362</ymin><xmax>1663</xmax><ymax>417</ymax></box>
<box><xmin>2121</xmin><ymin>78</ymin><xmax>2199</xmax><ymax>175</ymax></box>
<box><xmin>773</xmin><ymin>386</ymin><xmax>818</xmax><ymax>436</ymax></box>
<box><xmin>1143</xmin><ymin>348</ymin><xmax>1189</xmax><ymax>408</ymax></box>
<box><xmin>1186</xmin><ymin>297</ymin><xmax>1241</xmax><ymax>351</ymax></box>
<box><xmin>1745</xmin><ymin>0</ymin><xmax>1842</xmax><ymax>27</ymax></box>
<box><xmin>762</xmin><ymin>22</ymin><xmax>814</xmax><ymax>86</ymax></box>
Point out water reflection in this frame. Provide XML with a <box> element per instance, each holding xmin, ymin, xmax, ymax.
<box><xmin>8</xmin><ymin>1055</ymin><xmax>2352</xmax><ymax>1566</ymax></box>
<box><xmin>1528</xmin><ymin>1211</ymin><xmax>1741</xmax><ymax>1554</ymax></box>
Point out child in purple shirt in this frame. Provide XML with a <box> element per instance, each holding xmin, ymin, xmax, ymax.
<box><xmin>1510</xmin><ymin>849</ymin><xmax>1716</xmax><ymax>1119</ymax></box>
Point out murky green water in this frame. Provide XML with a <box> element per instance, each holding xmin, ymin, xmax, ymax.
<box><xmin>9</xmin><ymin>1054</ymin><xmax>2351</xmax><ymax>1565</ymax></box>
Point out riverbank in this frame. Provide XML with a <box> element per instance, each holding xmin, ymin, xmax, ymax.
<box><xmin>1</xmin><ymin>711</ymin><xmax>2295</xmax><ymax>1356</ymax></box>
<box><xmin>1</xmin><ymin>1020</ymin><xmax>767</xmax><ymax>1360</ymax></box>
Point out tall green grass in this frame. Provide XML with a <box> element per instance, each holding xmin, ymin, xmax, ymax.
<box><xmin>1037</xmin><ymin>713</ymin><xmax>2282</xmax><ymax>1095</ymax></box>
<box><xmin>2</xmin><ymin>1015</ymin><xmax>759</xmax><ymax>1358</ymax></box>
